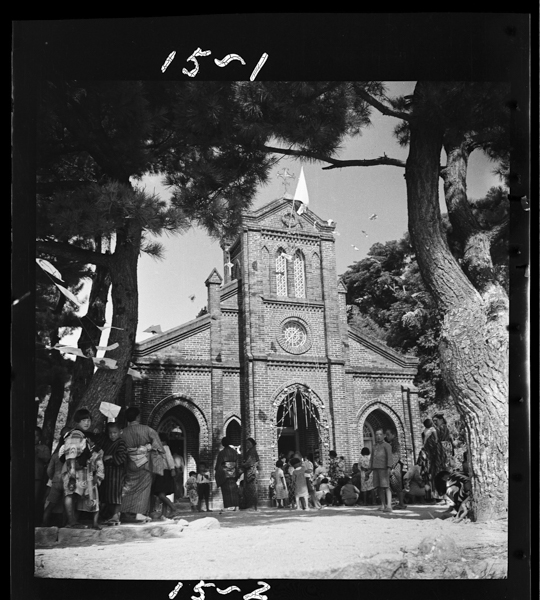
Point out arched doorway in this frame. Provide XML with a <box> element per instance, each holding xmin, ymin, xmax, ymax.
<box><xmin>361</xmin><ymin>407</ymin><xmax>400</xmax><ymax>453</ymax></box>
<box><xmin>275</xmin><ymin>386</ymin><xmax>326</xmax><ymax>460</ymax></box>
<box><xmin>156</xmin><ymin>405</ymin><xmax>200</xmax><ymax>490</ymax></box>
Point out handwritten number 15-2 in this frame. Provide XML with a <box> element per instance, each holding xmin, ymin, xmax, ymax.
<box><xmin>161</xmin><ymin>48</ymin><xmax>268</xmax><ymax>80</ymax></box>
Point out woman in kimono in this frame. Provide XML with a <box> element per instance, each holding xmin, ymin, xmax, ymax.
<box><xmin>384</xmin><ymin>428</ymin><xmax>407</xmax><ymax>509</ymax></box>
<box><xmin>120</xmin><ymin>407</ymin><xmax>165</xmax><ymax>523</ymax></box>
<box><xmin>433</xmin><ymin>413</ymin><xmax>454</xmax><ymax>471</ymax></box>
<box><xmin>241</xmin><ymin>438</ymin><xmax>260</xmax><ymax>511</ymax></box>
<box><xmin>215</xmin><ymin>437</ymin><xmax>240</xmax><ymax>511</ymax></box>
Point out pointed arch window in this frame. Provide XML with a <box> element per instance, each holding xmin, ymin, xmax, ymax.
<box><xmin>293</xmin><ymin>251</ymin><xmax>306</xmax><ymax>298</ymax></box>
<box><xmin>275</xmin><ymin>250</ymin><xmax>288</xmax><ymax>297</ymax></box>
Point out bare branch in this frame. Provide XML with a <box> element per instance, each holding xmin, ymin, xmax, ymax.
<box><xmin>355</xmin><ymin>89</ymin><xmax>413</xmax><ymax>122</ymax></box>
<box><xmin>37</xmin><ymin>239</ymin><xmax>111</xmax><ymax>268</ymax></box>
<box><xmin>263</xmin><ymin>145</ymin><xmax>405</xmax><ymax>170</ymax></box>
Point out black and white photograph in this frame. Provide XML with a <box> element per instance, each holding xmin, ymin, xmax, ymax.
<box><xmin>12</xmin><ymin>14</ymin><xmax>532</xmax><ymax>600</ymax></box>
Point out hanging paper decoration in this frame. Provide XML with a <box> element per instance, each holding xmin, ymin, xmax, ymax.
<box><xmin>92</xmin><ymin>357</ymin><xmax>118</xmax><ymax>370</ymax></box>
<box><xmin>97</xmin><ymin>325</ymin><xmax>124</xmax><ymax>331</ymax></box>
<box><xmin>54</xmin><ymin>282</ymin><xmax>82</xmax><ymax>307</ymax></box>
<box><xmin>99</xmin><ymin>401</ymin><xmax>121</xmax><ymax>422</ymax></box>
<box><xmin>369</xmin><ymin>214</ymin><xmax>378</xmax><ymax>220</ymax></box>
<box><xmin>351</xmin><ymin>245</ymin><xmax>359</xmax><ymax>251</ymax></box>
<box><xmin>36</xmin><ymin>258</ymin><xmax>64</xmax><ymax>281</ymax></box>
<box><xmin>143</xmin><ymin>324</ymin><xmax>162</xmax><ymax>334</ymax></box>
<box><xmin>361</xmin><ymin>230</ymin><xmax>369</xmax><ymax>237</ymax></box>
<box><xmin>127</xmin><ymin>367</ymin><xmax>144</xmax><ymax>380</ymax></box>
<box><xmin>95</xmin><ymin>342</ymin><xmax>119</xmax><ymax>352</ymax></box>
<box><xmin>53</xmin><ymin>345</ymin><xmax>86</xmax><ymax>358</ymax></box>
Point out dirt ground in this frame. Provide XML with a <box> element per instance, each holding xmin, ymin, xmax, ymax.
<box><xmin>34</xmin><ymin>503</ymin><xmax>508</xmax><ymax>581</ymax></box>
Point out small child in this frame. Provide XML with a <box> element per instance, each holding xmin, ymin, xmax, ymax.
<box><xmin>100</xmin><ymin>422</ymin><xmax>127</xmax><ymax>525</ymax></box>
<box><xmin>359</xmin><ymin>447</ymin><xmax>375</xmax><ymax>505</ymax></box>
<box><xmin>273</xmin><ymin>460</ymin><xmax>288</xmax><ymax>508</ymax></box>
<box><xmin>196</xmin><ymin>462</ymin><xmax>212</xmax><ymax>512</ymax></box>
<box><xmin>317</xmin><ymin>477</ymin><xmax>333</xmax><ymax>505</ymax></box>
<box><xmin>340</xmin><ymin>476</ymin><xmax>361</xmax><ymax>506</ymax></box>
<box><xmin>350</xmin><ymin>464</ymin><xmax>363</xmax><ymax>505</ymax></box>
<box><xmin>290</xmin><ymin>458</ymin><xmax>310</xmax><ymax>510</ymax></box>
<box><xmin>185</xmin><ymin>471</ymin><xmax>199</xmax><ymax>511</ymax></box>
<box><xmin>60</xmin><ymin>409</ymin><xmax>104</xmax><ymax>529</ymax></box>
<box><xmin>403</xmin><ymin>464</ymin><xmax>427</xmax><ymax>504</ymax></box>
<box><xmin>42</xmin><ymin>427</ymin><xmax>70</xmax><ymax>526</ymax></box>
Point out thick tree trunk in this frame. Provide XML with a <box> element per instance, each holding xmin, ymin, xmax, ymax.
<box><xmin>67</xmin><ymin>260</ymin><xmax>112</xmax><ymax>424</ymax></box>
<box><xmin>406</xmin><ymin>82</ymin><xmax>509</xmax><ymax>521</ymax></box>
<box><xmin>77</xmin><ymin>222</ymin><xmax>142</xmax><ymax>431</ymax></box>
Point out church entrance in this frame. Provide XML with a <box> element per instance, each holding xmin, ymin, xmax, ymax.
<box><xmin>157</xmin><ymin>405</ymin><xmax>200</xmax><ymax>499</ymax></box>
<box><xmin>276</xmin><ymin>386</ymin><xmax>321</xmax><ymax>459</ymax></box>
<box><xmin>362</xmin><ymin>408</ymin><xmax>399</xmax><ymax>454</ymax></box>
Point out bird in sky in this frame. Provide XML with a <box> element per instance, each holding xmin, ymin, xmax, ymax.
<box><xmin>189</xmin><ymin>295</ymin><xmax>196</xmax><ymax>302</ymax></box>
<box><xmin>369</xmin><ymin>214</ymin><xmax>378</xmax><ymax>220</ymax></box>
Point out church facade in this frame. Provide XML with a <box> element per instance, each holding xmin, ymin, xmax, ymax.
<box><xmin>129</xmin><ymin>197</ymin><xmax>423</xmax><ymax>505</ymax></box>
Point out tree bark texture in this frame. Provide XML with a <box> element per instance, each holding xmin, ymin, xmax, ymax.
<box><xmin>406</xmin><ymin>82</ymin><xmax>509</xmax><ymax>521</ymax></box>
<box><xmin>80</xmin><ymin>221</ymin><xmax>142</xmax><ymax>431</ymax></box>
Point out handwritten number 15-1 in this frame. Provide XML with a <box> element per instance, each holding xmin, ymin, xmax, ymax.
<box><xmin>161</xmin><ymin>48</ymin><xmax>268</xmax><ymax>80</ymax></box>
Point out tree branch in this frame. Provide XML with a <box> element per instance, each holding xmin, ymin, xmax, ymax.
<box><xmin>37</xmin><ymin>239</ymin><xmax>111</xmax><ymax>267</ymax></box>
<box><xmin>355</xmin><ymin>89</ymin><xmax>413</xmax><ymax>122</ymax></box>
<box><xmin>262</xmin><ymin>145</ymin><xmax>405</xmax><ymax>170</ymax></box>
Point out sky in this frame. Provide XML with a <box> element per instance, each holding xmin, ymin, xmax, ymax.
<box><xmin>62</xmin><ymin>81</ymin><xmax>502</xmax><ymax>349</ymax></box>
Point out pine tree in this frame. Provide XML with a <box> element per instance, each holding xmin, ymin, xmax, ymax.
<box><xmin>240</xmin><ymin>81</ymin><xmax>512</xmax><ymax>521</ymax></box>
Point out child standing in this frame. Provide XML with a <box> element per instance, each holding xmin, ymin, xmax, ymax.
<box><xmin>196</xmin><ymin>462</ymin><xmax>212</xmax><ymax>512</ymax></box>
<box><xmin>60</xmin><ymin>409</ymin><xmax>104</xmax><ymax>529</ymax></box>
<box><xmin>290</xmin><ymin>458</ymin><xmax>310</xmax><ymax>510</ymax></box>
<box><xmin>185</xmin><ymin>471</ymin><xmax>199</xmax><ymax>511</ymax></box>
<box><xmin>42</xmin><ymin>427</ymin><xmax>70</xmax><ymax>526</ymax></box>
<box><xmin>273</xmin><ymin>460</ymin><xmax>288</xmax><ymax>508</ymax></box>
<box><xmin>100</xmin><ymin>422</ymin><xmax>127</xmax><ymax>525</ymax></box>
<box><xmin>359</xmin><ymin>447</ymin><xmax>375</xmax><ymax>505</ymax></box>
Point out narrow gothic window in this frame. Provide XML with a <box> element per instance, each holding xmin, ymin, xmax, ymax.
<box><xmin>276</xmin><ymin>252</ymin><xmax>288</xmax><ymax>296</ymax></box>
<box><xmin>293</xmin><ymin>252</ymin><xmax>305</xmax><ymax>298</ymax></box>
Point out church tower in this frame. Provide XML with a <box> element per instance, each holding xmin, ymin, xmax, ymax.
<box><xmin>221</xmin><ymin>187</ymin><xmax>349</xmax><ymax>484</ymax></box>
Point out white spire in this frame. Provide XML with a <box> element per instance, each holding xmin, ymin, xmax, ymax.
<box><xmin>293</xmin><ymin>166</ymin><xmax>309</xmax><ymax>214</ymax></box>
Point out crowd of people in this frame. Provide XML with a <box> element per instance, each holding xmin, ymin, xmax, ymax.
<box><xmin>34</xmin><ymin>407</ymin><xmax>220</xmax><ymax>529</ymax></box>
<box><xmin>35</xmin><ymin>408</ymin><xmax>471</xmax><ymax>528</ymax></box>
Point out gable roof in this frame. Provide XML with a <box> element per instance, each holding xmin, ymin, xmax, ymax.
<box><xmin>347</xmin><ymin>325</ymin><xmax>419</xmax><ymax>370</ymax></box>
<box><xmin>243</xmin><ymin>196</ymin><xmax>336</xmax><ymax>233</ymax></box>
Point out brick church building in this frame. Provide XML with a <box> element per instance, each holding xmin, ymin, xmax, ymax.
<box><xmin>129</xmin><ymin>196</ymin><xmax>423</xmax><ymax>505</ymax></box>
